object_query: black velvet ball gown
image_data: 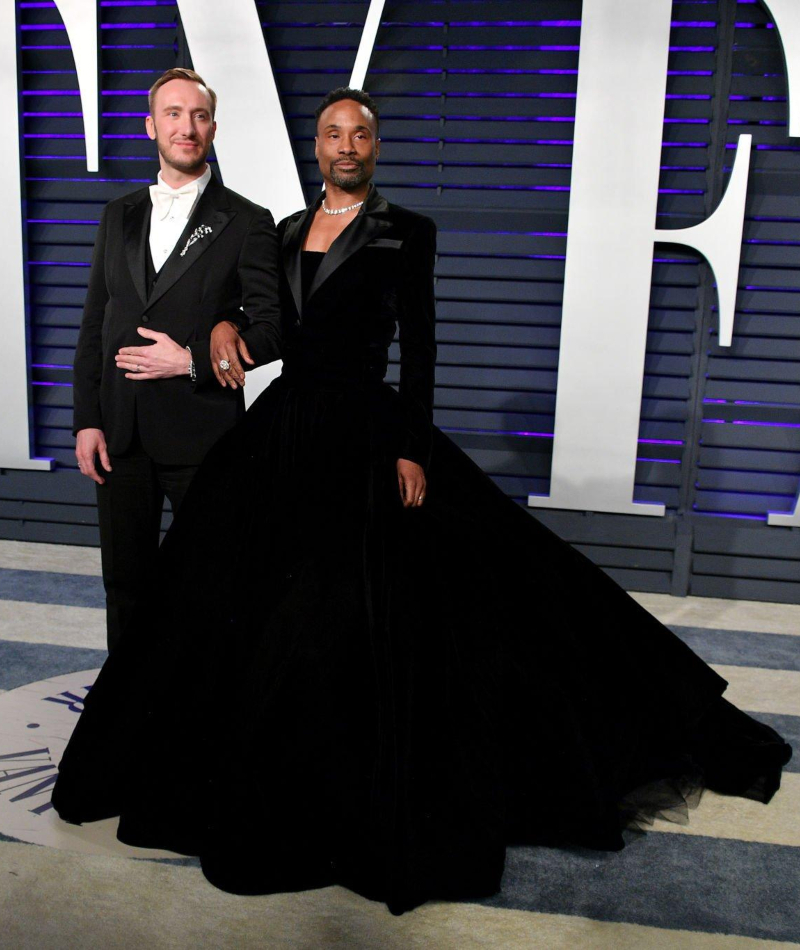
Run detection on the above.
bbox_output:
[52,189,792,916]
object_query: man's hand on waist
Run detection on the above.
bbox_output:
[116,327,192,380]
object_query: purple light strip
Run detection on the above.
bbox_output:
[728,119,786,127]
[29,261,89,267]
[733,420,800,429]
[445,428,684,448]
[23,90,148,96]
[458,230,567,237]
[735,399,800,408]
[437,116,576,123]
[28,219,99,225]
[20,1,177,6]
[746,239,800,246]
[448,20,583,27]
[447,68,579,76]
[20,22,169,30]
[447,45,581,52]
[693,511,767,521]
[31,363,71,370]
[744,284,800,292]
[32,381,71,388]
[27,176,151,183]
[448,92,578,99]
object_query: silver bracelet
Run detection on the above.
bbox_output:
[185,345,196,383]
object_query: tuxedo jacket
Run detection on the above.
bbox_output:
[277,186,437,468]
[73,174,281,465]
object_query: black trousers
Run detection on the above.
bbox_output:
[96,428,198,652]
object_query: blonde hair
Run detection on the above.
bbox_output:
[148,68,217,118]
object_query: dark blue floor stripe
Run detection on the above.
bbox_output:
[671,626,800,672]
[0,642,107,691]
[0,568,104,609]
[480,835,800,942]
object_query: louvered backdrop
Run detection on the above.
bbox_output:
[5,0,800,602]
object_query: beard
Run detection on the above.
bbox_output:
[156,136,209,174]
[329,160,369,190]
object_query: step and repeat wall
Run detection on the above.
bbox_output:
[4,0,800,602]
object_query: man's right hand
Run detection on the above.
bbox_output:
[76,428,111,485]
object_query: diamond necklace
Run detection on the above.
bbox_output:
[322,198,364,216]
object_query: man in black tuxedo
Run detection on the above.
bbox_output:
[73,67,281,651]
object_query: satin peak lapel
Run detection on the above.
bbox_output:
[145,203,236,312]
[307,211,392,302]
[123,195,150,306]
[282,204,316,320]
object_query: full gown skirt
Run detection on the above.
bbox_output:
[53,371,792,914]
[53,210,792,915]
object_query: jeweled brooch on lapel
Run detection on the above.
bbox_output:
[180,224,213,257]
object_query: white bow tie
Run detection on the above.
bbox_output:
[149,179,199,221]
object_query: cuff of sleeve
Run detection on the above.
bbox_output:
[72,413,103,437]
[190,339,214,389]
[398,440,431,471]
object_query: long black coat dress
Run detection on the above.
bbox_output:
[52,187,792,916]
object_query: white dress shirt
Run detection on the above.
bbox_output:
[148,164,212,273]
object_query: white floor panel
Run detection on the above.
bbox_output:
[0,600,106,650]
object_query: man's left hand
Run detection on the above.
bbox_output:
[116,327,191,380]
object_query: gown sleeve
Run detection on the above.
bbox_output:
[397,216,438,469]
[236,208,283,367]
[197,208,283,387]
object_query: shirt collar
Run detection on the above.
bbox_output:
[155,163,212,197]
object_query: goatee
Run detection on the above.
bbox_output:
[330,161,368,190]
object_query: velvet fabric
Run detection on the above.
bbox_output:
[53,189,792,916]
